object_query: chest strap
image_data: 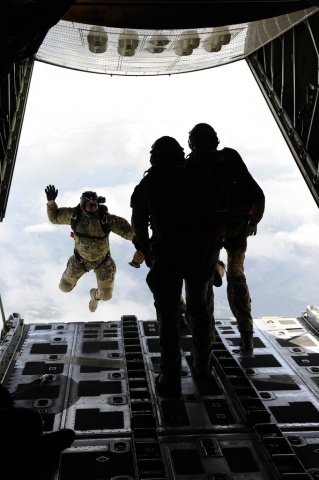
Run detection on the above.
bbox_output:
[74,231,107,240]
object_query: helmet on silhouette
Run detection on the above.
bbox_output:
[150,136,185,166]
[188,123,219,152]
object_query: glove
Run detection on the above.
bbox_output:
[45,185,58,201]
[129,250,145,268]
[129,260,141,268]
[247,222,257,236]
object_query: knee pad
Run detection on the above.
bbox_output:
[227,274,247,285]
[59,280,74,293]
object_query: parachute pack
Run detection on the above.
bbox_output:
[70,204,110,239]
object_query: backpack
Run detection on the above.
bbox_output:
[70,204,110,239]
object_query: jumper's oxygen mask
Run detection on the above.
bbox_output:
[80,192,106,218]
[85,199,99,217]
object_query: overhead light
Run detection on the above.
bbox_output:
[149,36,169,47]
[202,32,231,53]
[87,26,107,54]
[147,35,169,53]
[175,31,199,56]
[147,46,165,54]
[220,32,231,45]
[203,36,222,53]
[118,32,139,57]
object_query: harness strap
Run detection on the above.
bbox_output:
[74,249,88,271]
[74,231,107,240]
[74,250,110,271]
[97,252,111,268]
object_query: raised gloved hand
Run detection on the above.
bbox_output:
[246,222,257,236]
[45,185,58,201]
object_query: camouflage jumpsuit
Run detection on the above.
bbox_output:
[47,202,134,301]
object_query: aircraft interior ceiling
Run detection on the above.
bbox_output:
[0,1,319,221]
[34,8,316,76]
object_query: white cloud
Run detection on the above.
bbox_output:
[277,223,319,249]
[24,223,57,233]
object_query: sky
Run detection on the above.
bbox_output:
[1,58,319,325]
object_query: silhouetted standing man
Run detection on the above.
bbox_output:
[187,124,265,355]
[131,136,223,396]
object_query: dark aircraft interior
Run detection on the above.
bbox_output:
[1,2,319,479]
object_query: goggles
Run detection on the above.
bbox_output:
[86,201,98,208]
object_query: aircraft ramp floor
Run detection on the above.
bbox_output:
[1,309,319,479]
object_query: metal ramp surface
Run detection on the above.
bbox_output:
[1,309,319,479]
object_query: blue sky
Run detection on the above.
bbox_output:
[1,58,319,324]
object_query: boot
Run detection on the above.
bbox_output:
[39,428,75,451]
[239,331,253,356]
[155,369,181,397]
[192,352,214,379]
[192,362,213,379]
[89,288,99,312]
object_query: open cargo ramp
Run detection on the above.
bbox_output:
[1,308,319,479]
